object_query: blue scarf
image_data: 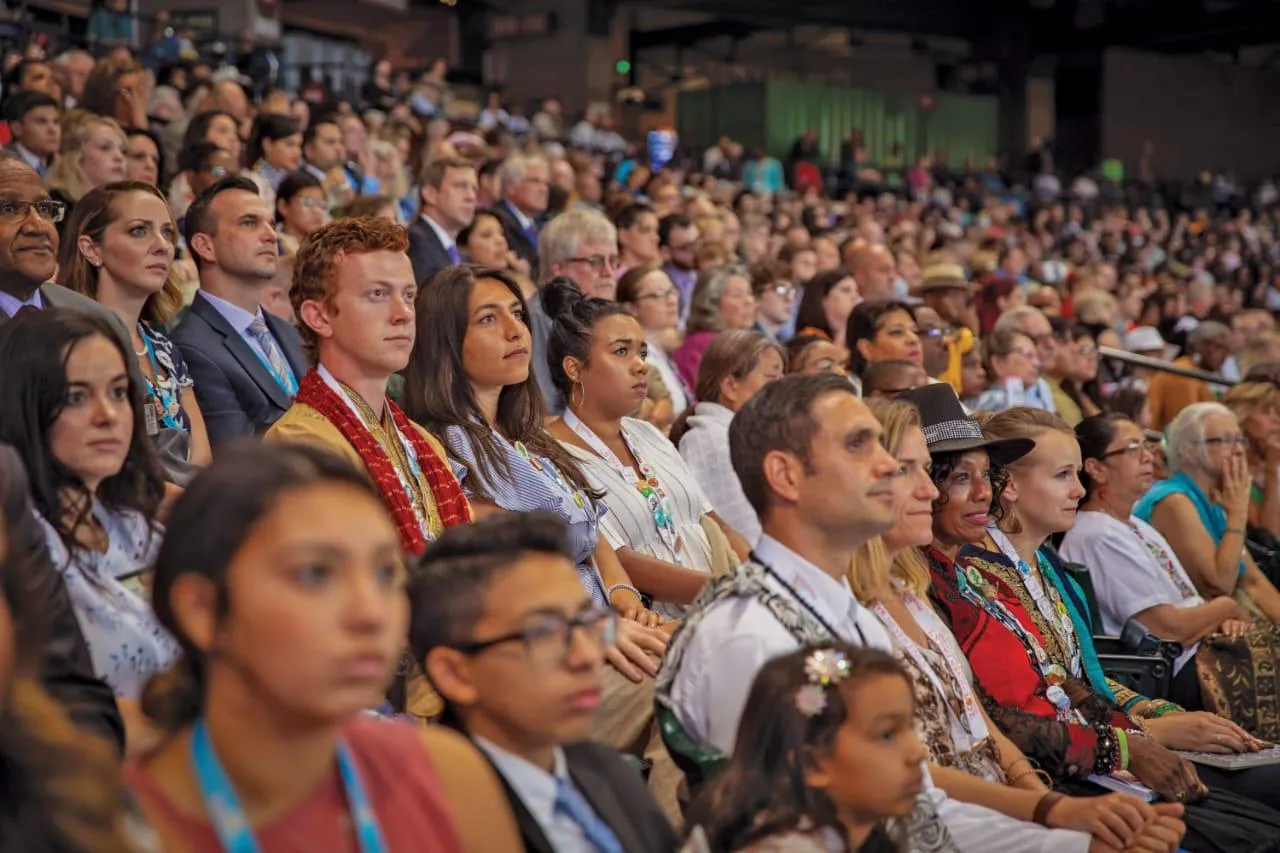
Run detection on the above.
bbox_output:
[1035,546,1119,705]
[1133,471,1245,577]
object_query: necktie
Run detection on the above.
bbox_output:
[447,242,461,265]
[16,304,39,314]
[524,223,539,248]
[553,776,622,853]
[246,315,298,396]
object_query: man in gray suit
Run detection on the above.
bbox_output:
[0,153,131,342]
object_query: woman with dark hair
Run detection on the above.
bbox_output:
[59,181,212,479]
[907,385,1280,849]
[1063,414,1280,744]
[246,113,302,204]
[785,332,851,377]
[794,269,860,347]
[274,169,329,255]
[123,128,162,187]
[0,310,172,757]
[180,110,242,168]
[456,210,534,298]
[846,299,924,377]
[124,442,520,851]
[543,278,750,616]
[0,449,141,853]
[169,140,237,227]
[616,261,688,423]
[687,643,934,852]
[1044,323,1102,427]
[674,330,785,544]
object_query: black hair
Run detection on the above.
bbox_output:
[142,442,381,729]
[613,202,654,232]
[861,359,923,397]
[3,90,58,124]
[181,110,236,151]
[176,139,225,175]
[542,276,633,402]
[1075,413,1132,501]
[687,642,910,852]
[302,113,340,147]
[658,212,693,246]
[0,310,164,556]
[792,270,857,344]
[184,174,262,266]
[928,448,1009,525]
[124,127,164,183]
[456,210,501,252]
[274,169,324,222]
[729,373,856,518]
[245,113,300,168]
[846,298,917,376]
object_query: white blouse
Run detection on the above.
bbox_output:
[647,343,689,418]
[678,402,761,546]
[562,417,714,619]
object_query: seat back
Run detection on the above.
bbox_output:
[1061,561,1104,634]
[655,703,727,793]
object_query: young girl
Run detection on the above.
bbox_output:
[124,442,519,851]
[688,643,927,852]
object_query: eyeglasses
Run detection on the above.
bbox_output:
[0,199,66,223]
[206,165,229,178]
[1199,434,1247,447]
[634,288,677,302]
[917,326,948,340]
[567,254,620,273]
[1012,348,1039,360]
[767,283,796,298]
[1102,440,1148,459]
[1076,345,1098,358]
[296,197,328,210]
[450,606,617,667]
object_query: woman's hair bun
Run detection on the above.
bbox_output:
[540,275,586,318]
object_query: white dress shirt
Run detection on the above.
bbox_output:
[668,534,1090,853]
[199,290,283,369]
[473,737,602,853]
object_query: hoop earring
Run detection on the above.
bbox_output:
[574,381,587,409]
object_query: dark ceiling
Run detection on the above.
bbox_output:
[623,0,1280,58]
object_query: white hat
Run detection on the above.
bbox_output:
[1125,326,1177,361]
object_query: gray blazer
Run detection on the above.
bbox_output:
[0,284,139,381]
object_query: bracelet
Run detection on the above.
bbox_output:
[1146,700,1183,718]
[1116,728,1130,772]
[1226,527,1246,535]
[1002,756,1032,774]
[1033,791,1066,827]
[1093,724,1121,775]
[1128,715,1150,736]
[605,583,643,605]
[1008,767,1039,785]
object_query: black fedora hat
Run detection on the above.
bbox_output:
[900,383,1034,466]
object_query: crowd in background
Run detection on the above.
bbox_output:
[6,15,1280,853]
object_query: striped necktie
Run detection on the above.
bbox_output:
[246,315,298,396]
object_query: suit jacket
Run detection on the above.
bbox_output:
[484,740,679,853]
[0,445,123,750]
[488,200,540,278]
[407,215,455,287]
[0,285,138,382]
[171,291,309,449]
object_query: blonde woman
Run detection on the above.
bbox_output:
[47,111,127,230]
[370,138,413,222]
[1222,381,1280,539]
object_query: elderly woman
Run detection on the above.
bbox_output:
[671,265,756,390]
[1222,382,1280,540]
[1136,402,1280,622]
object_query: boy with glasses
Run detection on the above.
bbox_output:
[409,512,678,853]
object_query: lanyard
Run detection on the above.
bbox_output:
[987,528,1081,678]
[563,410,683,562]
[138,324,184,431]
[750,551,868,646]
[870,595,990,753]
[190,719,389,853]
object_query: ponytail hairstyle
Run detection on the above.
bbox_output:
[1075,413,1133,502]
[978,406,1074,534]
[542,275,634,404]
[668,329,784,446]
[142,443,382,729]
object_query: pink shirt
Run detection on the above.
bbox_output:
[124,716,463,853]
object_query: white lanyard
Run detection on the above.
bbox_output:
[871,596,990,755]
[988,528,1080,677]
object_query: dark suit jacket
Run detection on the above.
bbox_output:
[484,740,679,853]
[407,215,455,287]
[171,291,309,449]
[0,445,123,750]
[488,199,540,278]
[0,285,141,387]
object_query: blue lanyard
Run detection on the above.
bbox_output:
[190,719,389,853]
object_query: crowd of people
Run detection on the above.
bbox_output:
[9,20,1280,853]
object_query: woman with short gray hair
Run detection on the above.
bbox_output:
[1136,402,1280,621]
[671,265,755,390]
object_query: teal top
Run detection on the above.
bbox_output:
[1133,472,1246,577]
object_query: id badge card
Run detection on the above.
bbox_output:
[142,393,160,436]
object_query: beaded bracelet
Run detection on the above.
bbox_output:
[1093,724,1121,775]
[606,583,643,605]
[1145,700,1183,718]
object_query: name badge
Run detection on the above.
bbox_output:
[142,393,160,436]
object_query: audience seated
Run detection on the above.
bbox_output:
[46,110,126,231]
[616,261,689,422]
[784,330,851,377]
[266,217,470,556]
[542,277,750,616]
[673,330,784,545]
[1220,381,1280,540]
[273,168,329,256]
[490,153,549,274]
[847,298,925,379]
[794,269,860,348]
[410,511,679,853]
[0,309,173,756]
[407,155,477,286]
[173,175,308,447]
[125,442,521,851]
[862,358,928,398]
[58,181,212,481]
[672,265,756,390]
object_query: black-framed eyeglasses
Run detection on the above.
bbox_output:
[1102,440,1148,459]
[0,199,65,223]
[450,606,618,666]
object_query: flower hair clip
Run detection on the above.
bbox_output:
[794,648,852,718]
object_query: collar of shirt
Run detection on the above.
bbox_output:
[421,213,456,252]
[504,199,534,231]
[200,289,265,338]
[473,736,569,828]
[303,161,327,181]
[693,400,733,424]
[13,143,44,170]
[754,533,867,639]
[0,286,44,316]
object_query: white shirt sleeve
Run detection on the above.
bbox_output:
[1060,516,1178,637]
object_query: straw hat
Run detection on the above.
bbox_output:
[916,262,979,294]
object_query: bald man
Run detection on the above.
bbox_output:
[848,243,897,301]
